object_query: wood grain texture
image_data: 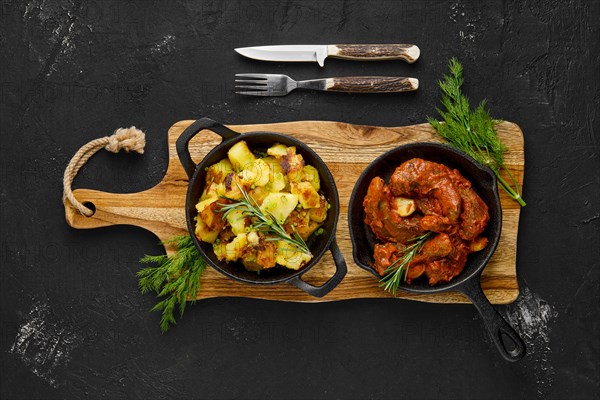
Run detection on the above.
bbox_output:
[64,120,524,304]
[329,44,420,63]
[327,77,418,93]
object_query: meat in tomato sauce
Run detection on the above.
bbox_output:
[363,158,490,285]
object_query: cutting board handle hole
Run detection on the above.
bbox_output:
[82,201,96,216]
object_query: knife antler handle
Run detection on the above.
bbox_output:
[328,44,420,63]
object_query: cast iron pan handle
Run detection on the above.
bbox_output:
[289,238,347,298]
[176,118,239,179]
[462,277,526,361]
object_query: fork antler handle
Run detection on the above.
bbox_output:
[328,44,420,63]
[323,77,419,93]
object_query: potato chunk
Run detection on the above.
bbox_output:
[226,209,249,235]
[260,193,298,224]
[267,143,288,157]
[219,173,244,200]
[200,201,225,231]
[281,147,305,182]
[256,241,277,269]
[291,181,320,209]
[248,185,269,205]
[263,156,284,173]
[284,210,320,240]
[225,233,248,261]
[262,156,287,192]
[308,195,328,223]
[195,218,219,243]
[200,182,220,201]
[391,196,417,217]
[469,236,489,252]
[302,165,320,191]
[206,159,233,184]
[268,171,287,192]
[213,241,227,260]
[239,159,271,187]
[276,241,312,270]
[228,140,256,171]
[196,197,217,213]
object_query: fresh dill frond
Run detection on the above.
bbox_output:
[428,58,526,206]
[138,235,206,333]
[379,232,433,296]
[218,184,312,256]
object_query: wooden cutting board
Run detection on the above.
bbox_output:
[64,120,524,304]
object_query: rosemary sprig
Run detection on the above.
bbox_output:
[380,232,433,296]
[218,184,311,256]
[137,235,207,333]
[428,58,526,206]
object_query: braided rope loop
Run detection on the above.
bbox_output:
[63,127,145,216]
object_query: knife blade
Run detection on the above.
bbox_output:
[234,44,420,67]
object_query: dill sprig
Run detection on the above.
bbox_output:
[379,232,433,296]
[218,184,312,256]
[428,58,526,207]
[137,235,207,333]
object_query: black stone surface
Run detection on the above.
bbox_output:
[1,1,598,399]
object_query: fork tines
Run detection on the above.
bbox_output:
[235,73,270,96]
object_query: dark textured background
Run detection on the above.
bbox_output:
[1,0,599,399]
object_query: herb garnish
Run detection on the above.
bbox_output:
[380,232,433,296]
[428,58,526,206]
[137,235,207,332]
[218,184,311,256]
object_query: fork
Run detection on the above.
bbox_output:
[235,74,418,96]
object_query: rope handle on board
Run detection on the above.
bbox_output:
[63,127,146,217]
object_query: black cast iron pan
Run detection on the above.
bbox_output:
[348,142,526,361]
[176,118,347,298]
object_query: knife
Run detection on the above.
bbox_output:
[235,44,420,67]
